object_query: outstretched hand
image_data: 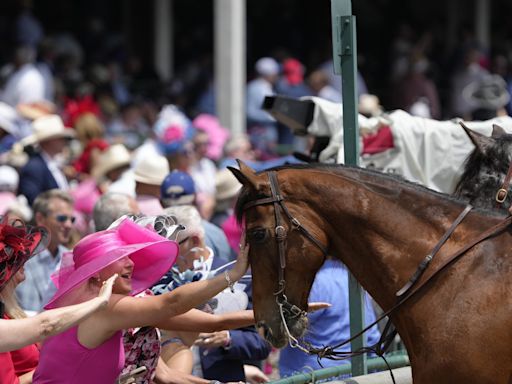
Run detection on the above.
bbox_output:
[232,231,250,280]
[307,302,331,312]
[98,274,118,306]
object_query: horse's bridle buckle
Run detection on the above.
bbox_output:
[496,188,508,203]
[275,225,287,240]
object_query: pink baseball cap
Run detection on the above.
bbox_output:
[45,218,178,309]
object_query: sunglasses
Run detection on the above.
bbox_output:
[55,214,76,224]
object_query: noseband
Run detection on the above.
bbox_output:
[243,171,328,349]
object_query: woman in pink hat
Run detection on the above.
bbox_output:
[0,218,117,383]
[32,217,251,384]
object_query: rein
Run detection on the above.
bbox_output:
[243,170,512,364]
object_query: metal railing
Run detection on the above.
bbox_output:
[269,351,410,384]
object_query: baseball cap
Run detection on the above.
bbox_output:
[160,171,196,207]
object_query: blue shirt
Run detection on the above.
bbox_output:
[16,245,68,312]
[203,219,236,262]
[278,259,381,377]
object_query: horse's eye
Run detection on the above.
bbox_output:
[248,228,267,243]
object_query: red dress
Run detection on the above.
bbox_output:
[73,139,110,174]
[0,352,19,384]
[1,315,40,380]
[10,343,39,375]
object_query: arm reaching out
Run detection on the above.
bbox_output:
[0,274,118,352]
[103,239,250,332]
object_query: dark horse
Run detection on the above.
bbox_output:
[455,123,512,212]
[230,161,512,384]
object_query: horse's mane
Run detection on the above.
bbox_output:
[235,163,504,223]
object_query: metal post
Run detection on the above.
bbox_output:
[475,0,490,50]
[330,0,367,376]
[214,0,246,137]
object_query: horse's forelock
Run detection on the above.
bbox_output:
[234,185,269,224]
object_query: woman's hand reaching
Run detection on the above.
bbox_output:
[230,231,250,281]
[98,274,118,307]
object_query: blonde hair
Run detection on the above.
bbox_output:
[74,113,104,143]
[0,279,27,319]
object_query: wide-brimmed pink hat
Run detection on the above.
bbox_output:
[45,218,178,309]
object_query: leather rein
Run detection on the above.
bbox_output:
[243,170,512,360]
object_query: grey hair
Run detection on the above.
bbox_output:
[93,193,138,231]
[32,189,74,216]
[224,134,250,156]
[163,205,204,241]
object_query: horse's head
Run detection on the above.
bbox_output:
[454,123,512,210]
[229,161,328,347]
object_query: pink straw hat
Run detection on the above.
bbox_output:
[45,218,178,309]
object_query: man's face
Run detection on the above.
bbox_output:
[41,137,67,156]
[36,198,74,247]
[175,236,205,272]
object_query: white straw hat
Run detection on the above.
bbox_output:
[91,144,131,179]
[215,169,242,201]
[133,154,170,186]
[21,114,75,146]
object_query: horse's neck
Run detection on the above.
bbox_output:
[301,169,467,310]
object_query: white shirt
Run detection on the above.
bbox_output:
[1,63,46,107]
[189,157,217,196]
[41,151,69,190]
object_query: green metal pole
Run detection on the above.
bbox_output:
[269,354,410,384]
[330,0,366,377]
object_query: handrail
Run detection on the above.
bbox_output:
[269,352,410,384]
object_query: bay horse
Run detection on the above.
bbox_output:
[454,123,512,212]
[229,161,512,384]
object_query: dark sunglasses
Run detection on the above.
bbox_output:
[55,214,76,224]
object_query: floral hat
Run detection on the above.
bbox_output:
[0,217,49,291]
[153,105,195,155]
[45,218,179,309]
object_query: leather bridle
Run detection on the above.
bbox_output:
[495,160,512,205]
[243,171,329,349]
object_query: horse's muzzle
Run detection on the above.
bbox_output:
[257,314,309,348]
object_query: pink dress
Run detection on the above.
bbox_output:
[33,326,124,384]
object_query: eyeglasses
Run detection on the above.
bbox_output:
[178,236,189,245]
[55,214,76,224]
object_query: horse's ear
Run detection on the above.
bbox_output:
[460,122,494,154]
[491,124,506,137]
[228,160,259,190]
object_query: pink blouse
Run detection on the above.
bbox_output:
[33,326,124,384]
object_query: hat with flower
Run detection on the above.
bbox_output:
[0,217,49,291]
[153,105,195,155]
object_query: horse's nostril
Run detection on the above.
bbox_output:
[256,321,272,340]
